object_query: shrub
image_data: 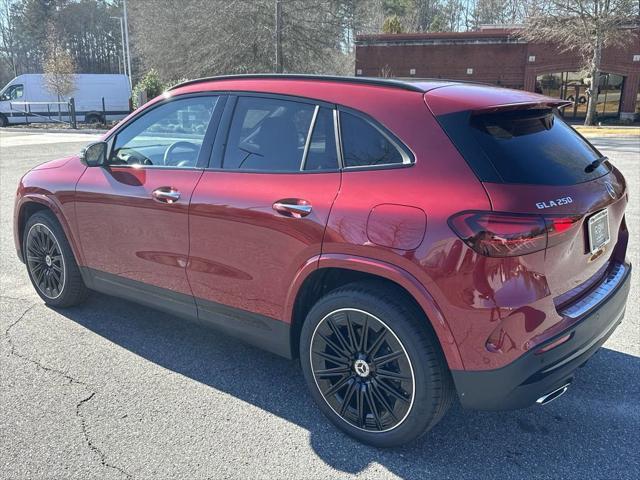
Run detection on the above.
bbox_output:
[132,69,166,109]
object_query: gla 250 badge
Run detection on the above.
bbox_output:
[536,196,573,210]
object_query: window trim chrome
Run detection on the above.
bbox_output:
[300,105,319,171]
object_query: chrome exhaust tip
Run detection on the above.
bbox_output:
[536,383,571,406]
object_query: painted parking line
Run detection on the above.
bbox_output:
[0,131,100,148]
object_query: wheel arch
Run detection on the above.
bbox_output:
[286,254,463,370]
[15,196,83,266]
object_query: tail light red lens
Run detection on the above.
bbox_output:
[545,215,583,248]
[448,211,582,257]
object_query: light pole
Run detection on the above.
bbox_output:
[275,0,283,73]
[110,16,127,78]
[123,0,132,90]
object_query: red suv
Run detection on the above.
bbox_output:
[14,75,631,447]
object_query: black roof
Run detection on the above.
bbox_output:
[167,74,456,93]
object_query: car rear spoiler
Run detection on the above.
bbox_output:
[470,100,573,116]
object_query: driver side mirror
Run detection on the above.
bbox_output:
[80,141,108,167]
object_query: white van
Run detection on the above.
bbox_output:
[0,73,131,127]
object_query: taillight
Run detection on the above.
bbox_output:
[448,211,582,257]
[545,215,582,248]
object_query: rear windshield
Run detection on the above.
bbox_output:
[437,109,609,185]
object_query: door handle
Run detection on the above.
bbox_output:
[273,199,312,218]
[152,187,181,204]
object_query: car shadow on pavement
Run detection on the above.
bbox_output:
[58,293,640,479]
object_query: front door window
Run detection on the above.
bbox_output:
[111,96,218,168]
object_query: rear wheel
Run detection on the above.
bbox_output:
[23,211,89,307]
[299,282,453,447]
[0,114,8,127]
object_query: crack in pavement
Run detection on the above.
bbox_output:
[0,294,34,302]
[2,302,132,479]
[77,392,131,479]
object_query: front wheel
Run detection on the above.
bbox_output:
[299,282,453,447]
[23,211,89,307]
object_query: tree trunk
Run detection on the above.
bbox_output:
[584,31,603,126]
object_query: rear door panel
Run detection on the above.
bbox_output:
[188,172,340,321]
[187,94,341,324]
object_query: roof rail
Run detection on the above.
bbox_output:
[167,74,427,92]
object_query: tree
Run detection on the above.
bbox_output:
[0,0,18,80]
[382,14,404,33]
[43,22,76,118]
[129,0,353,81]
[521,0,639,125]
[0,0,122,79]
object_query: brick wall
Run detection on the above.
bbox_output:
[356,29,640,117]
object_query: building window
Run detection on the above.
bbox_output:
[528,55,536,63]
[356,68,363,75]
[536,71,624,120]
[466,68,473,75]
[633,55,640,62]
[409,68,416,76]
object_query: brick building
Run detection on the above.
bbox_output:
[355,28,640,121]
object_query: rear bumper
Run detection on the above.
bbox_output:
[451,262,631,410]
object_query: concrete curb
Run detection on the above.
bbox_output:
[0,126,107,135]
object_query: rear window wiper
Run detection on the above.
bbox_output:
[585,155,608,173]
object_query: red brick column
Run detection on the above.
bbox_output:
[523,67,537,92]
[620,71,639,121]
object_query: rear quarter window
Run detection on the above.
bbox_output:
[340,111,407,168]
[437,109,609,185]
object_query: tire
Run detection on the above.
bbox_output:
[299,282,454,447]
[85,113,101,124]
[0,114,7,127]
[23,210,89,307]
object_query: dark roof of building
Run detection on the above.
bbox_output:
[356,28,519,43]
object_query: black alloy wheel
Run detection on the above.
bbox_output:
[25,223,66,299]
[309,308,415,432]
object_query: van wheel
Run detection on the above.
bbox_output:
[85,113,101,124]
[23,211,89,307]
[299,282,453,447]
[0,114,7,127]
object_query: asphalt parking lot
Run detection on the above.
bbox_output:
[1,130,638,480]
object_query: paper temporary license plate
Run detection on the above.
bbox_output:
[587,209,610,254]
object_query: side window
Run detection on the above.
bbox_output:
[303,107,338,171]
[340,111,405,167]
[111,96,218,168]
[223,96,315,171]
[11,84,23,100]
